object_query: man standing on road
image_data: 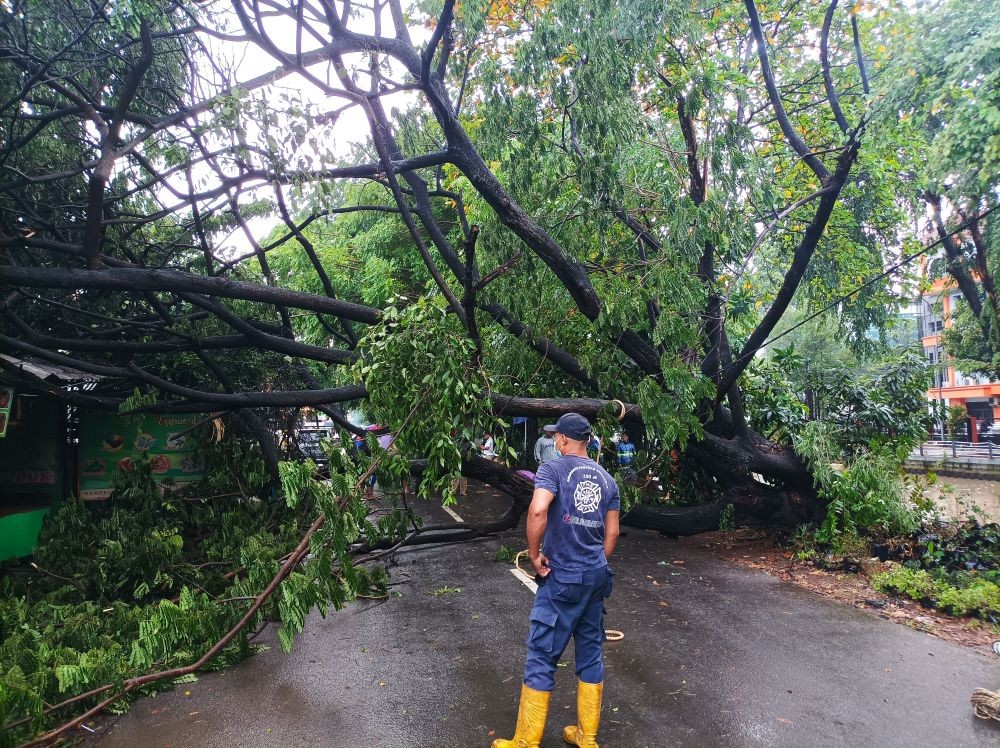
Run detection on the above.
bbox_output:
[493,413,620,748]
[533,423,560,467]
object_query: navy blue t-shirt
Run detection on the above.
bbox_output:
[534,455,621,572]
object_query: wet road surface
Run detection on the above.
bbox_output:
[95,487,1000,747]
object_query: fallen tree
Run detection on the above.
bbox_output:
[0,1,971,540]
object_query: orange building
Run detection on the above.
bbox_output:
[919,277,1000,437]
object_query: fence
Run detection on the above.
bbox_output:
[914,439,1000,462]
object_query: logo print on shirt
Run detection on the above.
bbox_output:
[573,480,602,513]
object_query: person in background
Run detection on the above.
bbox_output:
[587,433,602,464]
[492,413,620,748]
[616,432,637,480]
[533,424,560,467]
[354,428,377,498]
[480,431,498,461]
[377,430,395,452]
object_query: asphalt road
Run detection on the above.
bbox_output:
[94,487,1000,747]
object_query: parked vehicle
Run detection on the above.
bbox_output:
[982,422,1000,445]
[296,428,335,466]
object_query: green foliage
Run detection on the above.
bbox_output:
[795,422,920,547]
[878,0,1000,197]
[873,566,1000,620]
[493,544,517,563]
[873,566,936,600]
[354,296,506,503]
[742,347,810,444]
[945,404,968,436]
[1,441,399,744]
[635,371,715,454]
[805,354,934,457]
[658,451,720,507]
[196,437,271,498]
[915,522,1000,573]
[430,586,462,596]
[118,388,158,415]
[790,524,819,562]
[718,503,735,531]
[944,302,1000,378]
[615,482,644,515]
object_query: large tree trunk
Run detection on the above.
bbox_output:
[491,395,823,526]
[449,458,815,537]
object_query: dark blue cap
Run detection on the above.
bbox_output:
[555,412,591,441]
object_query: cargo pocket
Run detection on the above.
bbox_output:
[551,570,584,603]
[527,607,559,652]
[603,567,615,599]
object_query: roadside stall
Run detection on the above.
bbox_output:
[0,357,86,560]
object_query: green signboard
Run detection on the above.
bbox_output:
[0,393,65,560]
[0,508,49,561]
[79,411,205,499]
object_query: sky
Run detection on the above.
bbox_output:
[187,1,431,259]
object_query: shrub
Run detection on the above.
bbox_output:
[1,452,395,744]
[933,578,1000,618]
[872,566,936,600]
[872,565,1000,619]
[795,423,920,546]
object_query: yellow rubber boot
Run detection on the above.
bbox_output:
[562,680,603,747]
[492,683,551,748]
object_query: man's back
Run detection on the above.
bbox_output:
[533,455,620,572]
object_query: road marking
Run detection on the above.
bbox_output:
[510,567,538,594]
[442,504,465,523]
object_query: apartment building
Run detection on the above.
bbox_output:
[919,277,1000,436]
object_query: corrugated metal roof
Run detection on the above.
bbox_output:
[0,354,104,382]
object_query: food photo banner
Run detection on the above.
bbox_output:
[79,411,205,499]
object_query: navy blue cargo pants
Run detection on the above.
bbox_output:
[523,565,613,691]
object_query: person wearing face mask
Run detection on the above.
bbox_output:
[533,423,560,467]
[492,412,620,748]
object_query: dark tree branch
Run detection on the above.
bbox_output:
[357,91,467,323]
[614,329,662,379]
[820,0,850,134]
[178,294,356,365]
[421,0,456,84]
[462,225,483,367]
[422,86,601,319]
[0,267,381,323]
[84,21,155,268]
[480,303,601,392]
[926,193,983,318]
[3,316,255,355]
[490,394,641,423]
[716,136,861,396]
[473,251,521,291]
[745,0,832,182]
[969,212,998,316]
[851,14,870,95]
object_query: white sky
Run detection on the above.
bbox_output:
[187,3,431,259]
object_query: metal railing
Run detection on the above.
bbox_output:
[914,439,1000,462]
